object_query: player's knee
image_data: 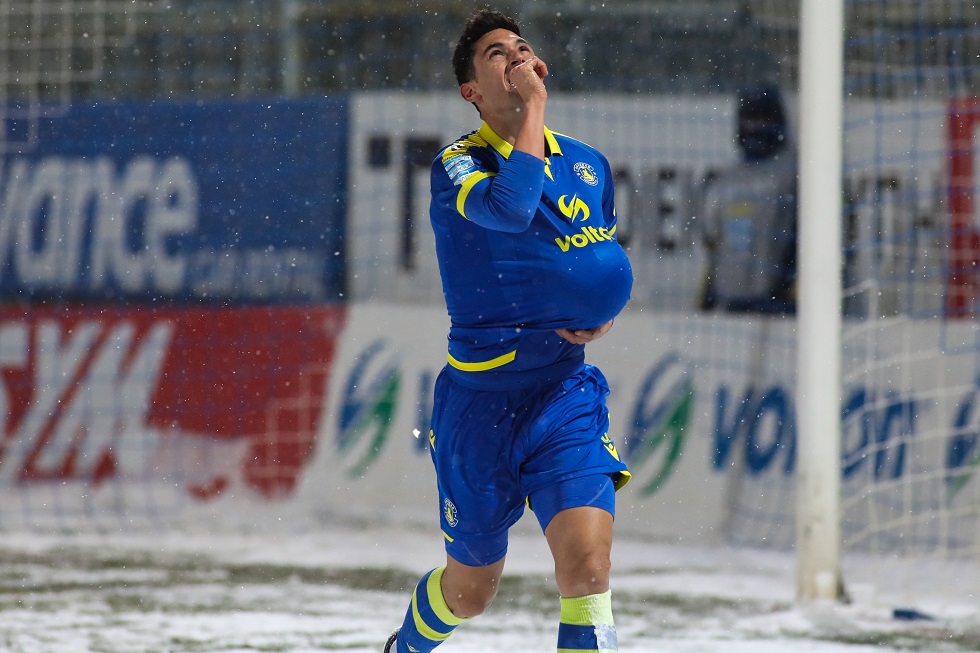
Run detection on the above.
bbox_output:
[442,557,505,618]
[556,549,611,596]
[577,549,612,582]
[445,584,498,618]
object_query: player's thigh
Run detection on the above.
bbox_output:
[544,505,614,597]
[544,505,614,561]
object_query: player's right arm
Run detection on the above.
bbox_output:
[434,139,545,233]
[510,57,548,162]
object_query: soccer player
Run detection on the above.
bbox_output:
[385,9,633,653]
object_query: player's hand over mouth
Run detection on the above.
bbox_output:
[508,57,548,104]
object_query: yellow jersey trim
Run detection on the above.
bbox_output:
[453,123,560,217]
[441,133,486,166]
[447,350,517,372]
[477,122,563,159]
[544,128,562,156]
[527,471,631,513]
[456,170,490,218]
[547,129,589,153]
[613,470,631,490]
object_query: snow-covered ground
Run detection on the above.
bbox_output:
[1,520,978,653]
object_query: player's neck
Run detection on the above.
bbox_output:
[481,111,522,145]
[483,106,546,158]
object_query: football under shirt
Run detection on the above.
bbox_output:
[430,122,633,390]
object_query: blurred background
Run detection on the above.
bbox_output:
[6,0,978,311]
[5,1,977,99]
[1,0,979,609]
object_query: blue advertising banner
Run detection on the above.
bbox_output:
[0,98,348,303]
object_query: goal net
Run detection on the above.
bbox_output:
[837,1,980,559]
[0,0,141,155]
[0,0,978,608]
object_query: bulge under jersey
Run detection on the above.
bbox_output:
[430,122,633,391]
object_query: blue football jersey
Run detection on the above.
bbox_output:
[430,122,633,390]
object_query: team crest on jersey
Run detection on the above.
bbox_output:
[444,498,459,527]
[574,162,598,186]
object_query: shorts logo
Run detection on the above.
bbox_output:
[443,498,459,527]
[601,433,621,461]
[574,162,598,186]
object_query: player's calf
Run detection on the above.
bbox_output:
[390,567,467,653]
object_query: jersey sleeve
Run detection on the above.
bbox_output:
[433,147,546,233]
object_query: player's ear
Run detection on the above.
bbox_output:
[460,82,479,104]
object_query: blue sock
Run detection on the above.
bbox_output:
[396,567,465,653]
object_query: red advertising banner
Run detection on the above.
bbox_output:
[0,304,346,500]
[947,97,980,317]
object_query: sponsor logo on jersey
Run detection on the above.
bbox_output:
[574,161,599,186]
[558,193,591,222]
[554,225,617,252]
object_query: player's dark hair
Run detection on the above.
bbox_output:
[452,8,521,85]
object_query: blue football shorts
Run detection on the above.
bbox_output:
[428,362,631,567]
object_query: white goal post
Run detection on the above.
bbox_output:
[796,0,845,601]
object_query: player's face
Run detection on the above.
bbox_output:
[463,29,536,109]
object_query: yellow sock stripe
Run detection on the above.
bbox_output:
[557,649,598,653]
[426,566,466,627]
[409,567,466,642]
[559,590,615,627]
[411,590,452,643]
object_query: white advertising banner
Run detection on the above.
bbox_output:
[347,92,949,314]
[310,303,980,550]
